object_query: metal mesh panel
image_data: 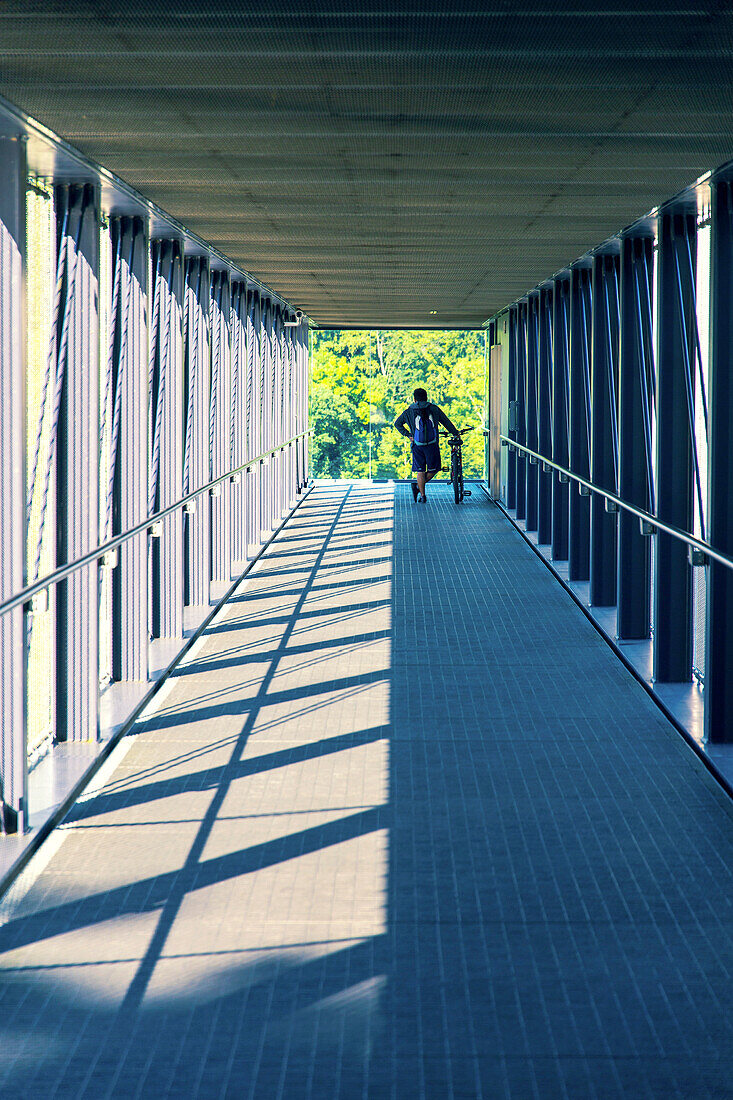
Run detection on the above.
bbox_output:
[25,177,56,763]
[692,564,706,683]
[98,217,113,686]
[2,4,733,327]
[692,219,711,683]
[650,531,656,638]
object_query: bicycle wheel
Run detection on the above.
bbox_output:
[452,451,461,504]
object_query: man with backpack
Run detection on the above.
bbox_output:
[394,388,460,503]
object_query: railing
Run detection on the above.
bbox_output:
[499,436,733,574]
[484,187,733,743]
[0,113,314,836]
[0,430,312,620]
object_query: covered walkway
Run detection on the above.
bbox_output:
[1,483,731,1098]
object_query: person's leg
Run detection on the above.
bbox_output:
[421,441,442,499]
[420,469,438,499]
[420,444,442,499]
[412,444,427,502]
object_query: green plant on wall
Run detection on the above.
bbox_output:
[310,329,485,480]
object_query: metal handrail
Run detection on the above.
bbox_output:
[499,434,733,573]
[0,429,312,619]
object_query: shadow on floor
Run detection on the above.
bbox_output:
[1,483,732,1099]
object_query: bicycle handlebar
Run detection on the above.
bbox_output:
[438,427,473,441]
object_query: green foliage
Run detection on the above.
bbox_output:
[309,329,486,480]
[309,385,363,478]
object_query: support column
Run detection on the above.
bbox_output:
[183,257,211,607]
[210,270,232,590]
[297,320,309,491]
[274,305,285,519]
[246,288,260,554]
[654,210,695,682]
[302,321,310,485]
[56,184,100,739]
[590,252,619,607]
[706,177,733,741]
[292,313,301,494]
[110,217,148,681]
[618,235,653,639]
[551,276,570,561]
[525,295,539,531]
[282,321,291,507]
[261,297,274,537]
[285,323,296,507]
[506,307,517,509]
[484,320,496,491]
[230,281,248,567]
[537,287,553,544]
[0,137,27,831]
[150,239,184,640]
[258,294,268,541]
[258,293,267,541]
[292,326,299,499]
[286,325,294,499]
[568,266,591,581]
[281,318,291,512]
[277,307,286,516]
[515,302,527,520]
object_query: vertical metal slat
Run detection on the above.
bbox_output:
[0,137,27,832]
[56,183,100,739]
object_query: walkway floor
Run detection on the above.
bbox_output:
[1,482,732,1099]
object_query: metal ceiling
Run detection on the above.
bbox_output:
[1,3,732,328]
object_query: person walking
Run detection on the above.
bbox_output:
[394,388,460,502]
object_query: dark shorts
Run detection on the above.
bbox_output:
[411,441,441,473]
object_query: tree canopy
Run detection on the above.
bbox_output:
[310,329,486,480]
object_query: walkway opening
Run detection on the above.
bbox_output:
[310,329,486,481]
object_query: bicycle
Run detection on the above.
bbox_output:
[440,428,473,504]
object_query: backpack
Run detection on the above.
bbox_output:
[413,407,437,446]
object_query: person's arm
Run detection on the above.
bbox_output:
[394,409,412,438]
[435,405,460,437]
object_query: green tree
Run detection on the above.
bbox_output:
[310,329,486,480]
[309,385,364,477]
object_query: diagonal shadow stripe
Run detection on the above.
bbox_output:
[210,574,390,606]
[0,807,383,956]
[117,485,357,1015]
[182,631,390,675]
[65,728,388,824]
[141,666,390,735]
[203,597,390,633]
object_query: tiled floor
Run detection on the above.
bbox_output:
[0,482,731,1098]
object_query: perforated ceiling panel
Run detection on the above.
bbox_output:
[1,3,732,327]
